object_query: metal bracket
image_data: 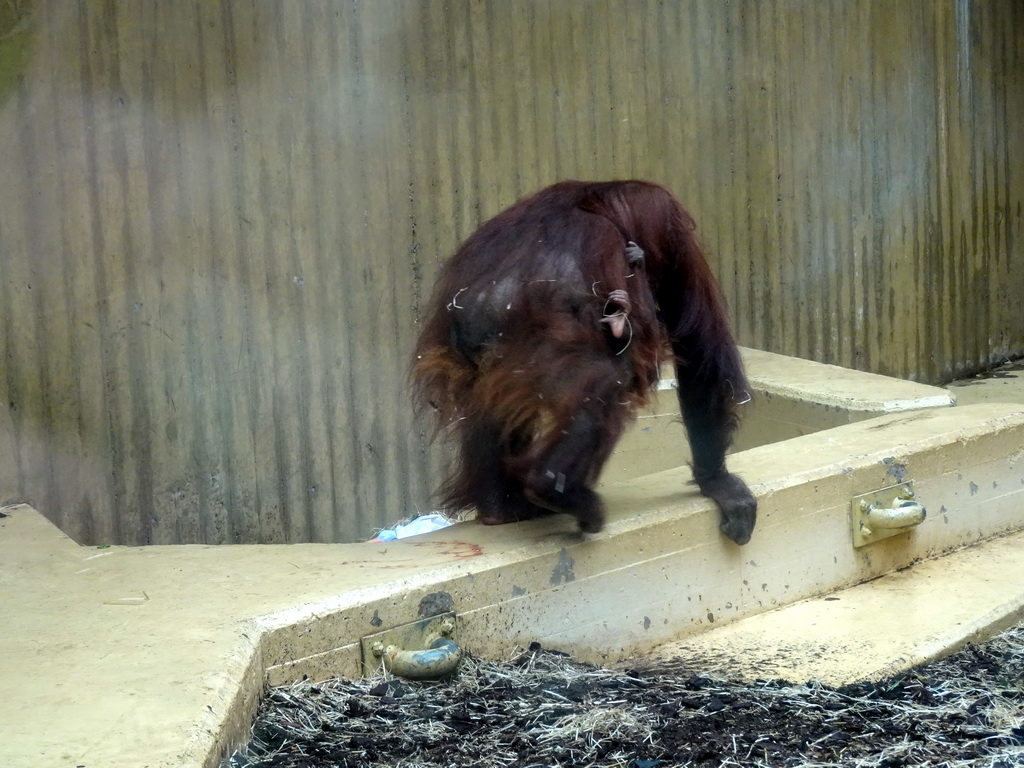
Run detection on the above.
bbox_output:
[851,481,926,548]
[360,612,461,679]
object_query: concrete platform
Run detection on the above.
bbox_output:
[1,355,1021,768]
[946,356,1024,407]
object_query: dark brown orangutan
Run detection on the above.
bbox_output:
[412,180,756,544]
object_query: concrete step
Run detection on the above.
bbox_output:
[635,529,1024,686]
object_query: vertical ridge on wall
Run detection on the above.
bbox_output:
[0,0,1021,545]
[402,1,443,515]
[220,2,264,545]
[301,3,337,541]
[321,4,362,542]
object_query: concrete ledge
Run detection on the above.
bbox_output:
[604,347,955,483]
[2,403,1023,768]
[741,347,956,415]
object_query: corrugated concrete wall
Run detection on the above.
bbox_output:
[0,1,1021,545]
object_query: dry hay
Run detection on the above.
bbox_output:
[224,623,1024,768]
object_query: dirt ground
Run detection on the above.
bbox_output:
[224,623,1024,768]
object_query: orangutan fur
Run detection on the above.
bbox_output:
[412,180,756,543]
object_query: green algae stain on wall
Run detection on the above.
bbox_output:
[0,0,34,104]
